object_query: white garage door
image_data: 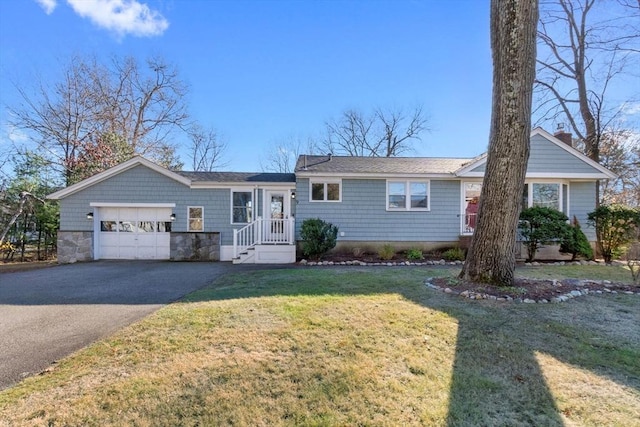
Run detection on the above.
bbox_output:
[98,207,172,260]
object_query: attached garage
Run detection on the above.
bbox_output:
[92,204,175,260]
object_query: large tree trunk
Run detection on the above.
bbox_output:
[460,0,538,286]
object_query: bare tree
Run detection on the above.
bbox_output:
[8,58,97,184]
[261,136,318,173]
[594,129,640,206]
[323,109,375,156]
[322,106,428,157]
[460,0,539,286]
[7,55,190,184]
[95,56,189,160]
[535,0,640,201]
[188,125,228,172]
[375,106,429,157]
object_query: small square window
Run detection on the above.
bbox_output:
[188,206,203,232]
[310,180,341,202]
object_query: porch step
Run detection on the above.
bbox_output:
[233,247,255,264]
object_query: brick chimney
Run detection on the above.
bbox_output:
[553,124,573,147]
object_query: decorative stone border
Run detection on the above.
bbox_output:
[424,277,639,304]
[299,259,464,266]
[298,259,626,267]
[298,258,638,303]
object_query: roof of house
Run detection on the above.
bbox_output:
[294,155,473,175]
[48,128,616,200]
[293,128,616,180]
[177,171,296,183]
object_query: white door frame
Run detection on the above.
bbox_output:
[264,189,292,242]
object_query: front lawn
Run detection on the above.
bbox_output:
[1,266,638,426]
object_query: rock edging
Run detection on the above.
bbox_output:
[299,259,463,266]
[423,277,639,304]
[298,259,626,267]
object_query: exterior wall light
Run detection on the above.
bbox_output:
[170,213,176,221]
[86,212,94,220]
[291,191,296,199]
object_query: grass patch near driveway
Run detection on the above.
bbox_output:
[1,266,639,426]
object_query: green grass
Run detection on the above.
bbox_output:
[1,266,639,426]
[517,264,634,282]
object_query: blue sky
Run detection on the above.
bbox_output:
[0,0,495,172]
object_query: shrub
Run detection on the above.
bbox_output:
[626,243,640,285]
[442,247,465,261]
[560,216,593,261]
[587,204,640,264]
[352,247,364,257]
[378,244,395,260]
[406,248,424,260]
[518,207,570,262]
[300,218,339,260]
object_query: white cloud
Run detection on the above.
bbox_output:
[66,0,169,37]
[35,0,58,15]
[5,124,30,144]
[622,102,640,117]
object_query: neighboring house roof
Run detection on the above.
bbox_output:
[295,155,473,177]
[177,171,295,183]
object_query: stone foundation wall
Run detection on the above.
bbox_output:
[57,231,93,264]
[171,232,220,261]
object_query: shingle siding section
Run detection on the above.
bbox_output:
[471,163,486,173]
[569,182,597,240]
[528,134,600,174]
[60,165,256,246]
[295,178,461,242]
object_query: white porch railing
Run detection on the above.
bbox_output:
[233,217,295,259]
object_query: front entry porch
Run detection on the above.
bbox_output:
[232,217,296,264]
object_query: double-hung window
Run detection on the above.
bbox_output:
[232,191,253,223]
[523,183,563,212]
[188,206,204,232]
[387,180,429,211]
[310,180,341,202]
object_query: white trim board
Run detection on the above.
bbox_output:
[90,202,176,208]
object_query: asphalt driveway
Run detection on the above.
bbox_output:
[0,260,241,390]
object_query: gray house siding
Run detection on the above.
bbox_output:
[60,164,261,246]
[569,181,597,240]
[528,134,599,174]
[470,163,486,173]
[295,178,461,243]
[60,165,190,231]
[468,135,601,175]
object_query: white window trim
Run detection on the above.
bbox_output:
[230,189,254,224]
[309,179,342,202]
[187,206,204,232]
[386,180,430,211]
[524,181,565,212]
